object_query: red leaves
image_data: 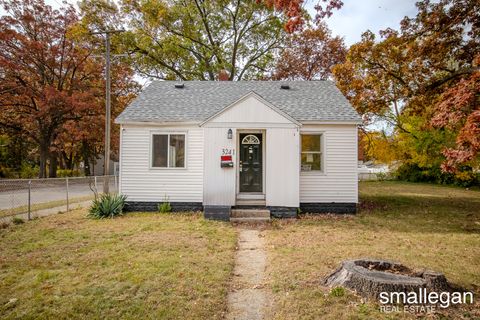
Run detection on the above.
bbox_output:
[0,0,104,176]
[313,0,343,20]
[441,149,476,172]
[259,0,343,32]
[260,0,305,32]
[432,72,480,128]
[272,23,346,80]
[432,66,480,172]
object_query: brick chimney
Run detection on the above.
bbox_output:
[218,69,230,81]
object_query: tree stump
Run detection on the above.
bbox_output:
[324,259,451,299]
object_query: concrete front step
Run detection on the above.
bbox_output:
[230,217,271,223]
[235,199,266,206]
[231,209,270,219]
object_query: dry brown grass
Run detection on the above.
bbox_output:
[264,181,480,319]
[1,181,479,319]
[0,210,237,319]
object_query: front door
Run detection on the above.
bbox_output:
[239,133,263,193]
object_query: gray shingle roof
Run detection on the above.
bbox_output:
[115,81,361,123]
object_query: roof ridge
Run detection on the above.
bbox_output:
[115,80,362,124]
[149,79,334,83]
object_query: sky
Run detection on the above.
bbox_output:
[317,0,419,45]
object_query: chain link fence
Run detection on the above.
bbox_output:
[0,175,118,221]
[358,172,394,181]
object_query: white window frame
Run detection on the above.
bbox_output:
[241,134,261,145]
[300,133,325,173]
[150,131,187,169]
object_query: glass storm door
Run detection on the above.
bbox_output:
[239,133,262,193]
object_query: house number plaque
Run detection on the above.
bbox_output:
[221,148,234,168]
[222,148,234,155]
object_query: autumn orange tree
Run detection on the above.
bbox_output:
[0,0,138,177]
[271,22,346,80]
[333,0,479,184]
[56,62,138,176]
[0,0,101,177]
[431,56,480,174]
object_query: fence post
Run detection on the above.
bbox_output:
[66,177,69,212]
[114,175,117,193]
[28,180,31,220]
[94,176,97,191]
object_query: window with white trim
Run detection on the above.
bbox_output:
[152,133,186,168]
[301,134,323,172]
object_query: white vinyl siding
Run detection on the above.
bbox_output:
[119,121,357,205]
[265,128,300,207]
[202,127,300,207]
[203,127,237,206]
[202,94,299,207]
[120,125,203,202]
[300,124,358,203]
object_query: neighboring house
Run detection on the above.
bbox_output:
[90,154,117,176]
[115,81,362,220]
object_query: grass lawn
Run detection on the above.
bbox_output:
[1,181,479,319]
[0,210,237,319]
[264,181,480,319]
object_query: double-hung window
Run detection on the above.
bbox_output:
[151,133,186,168]
[301,134,323,172]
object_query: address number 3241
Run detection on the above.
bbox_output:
[222,148,234,155]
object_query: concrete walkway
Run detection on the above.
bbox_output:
[226,229,270,320]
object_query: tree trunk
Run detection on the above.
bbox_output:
[58,157,65,170]
[11,135,25,171]
[48,152,58,178]
[324,259,451,300]
[39,144,48,178]
[81,140,92,176]
[62,151,74,170]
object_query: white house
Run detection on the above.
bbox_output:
[115,81,362,220]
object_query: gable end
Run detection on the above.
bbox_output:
[199,91,301,127]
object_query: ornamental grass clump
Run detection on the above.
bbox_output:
[158,195,172,213]
[88,193,127,219]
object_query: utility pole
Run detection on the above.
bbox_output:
[104,31,111,194]
[91,29,124,193]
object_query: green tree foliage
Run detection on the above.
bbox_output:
[0,134,34,178]
[79,0,287,80]
[361,131,398,165]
